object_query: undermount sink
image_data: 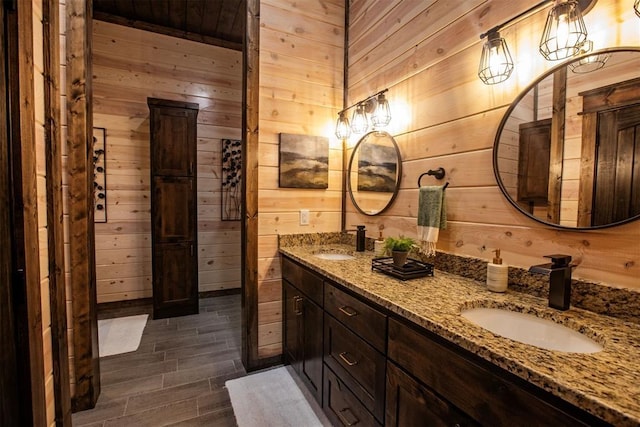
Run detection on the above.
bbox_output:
[313,253,355,261]
[461,308,603,353]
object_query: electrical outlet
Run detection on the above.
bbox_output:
[300,209,310,226]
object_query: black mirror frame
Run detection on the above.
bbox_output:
[347,130,403,216]
[492,46,640,230]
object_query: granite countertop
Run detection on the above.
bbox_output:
[279,244,640,427]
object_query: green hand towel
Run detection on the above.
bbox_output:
[417,185,447,256]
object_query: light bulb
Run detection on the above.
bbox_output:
[351,104,368,134]
[539,0,587,61]
[335,112,351,139]
[371,93,391,127]
[478,30,514,85]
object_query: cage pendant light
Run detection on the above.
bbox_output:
[371,93,391,127]
[635,0,640,17]
[539,0,587,61]
[568,40,610,74]
[351,104,369,134]
[335,111,351,139]
[478,30,514,85]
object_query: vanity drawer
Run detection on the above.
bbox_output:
[324,365,382,427]
[324,282,387,353]
[388,318,593,427]
[281,256,323,305]
[324,315,386,421]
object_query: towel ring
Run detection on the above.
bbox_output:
[418,167,446,186]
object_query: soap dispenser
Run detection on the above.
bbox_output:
[374,230,385,257]
[487,249,508,292]
[356,225,366,252]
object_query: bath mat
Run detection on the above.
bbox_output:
[98,314,148,357]
[226,366,331,427]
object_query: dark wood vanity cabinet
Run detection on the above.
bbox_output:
[388,318,605,427]
[280,255,608,427]
[386,360,478,427]
[282,257,324,405]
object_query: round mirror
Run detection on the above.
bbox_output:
[348,131,402,215]
[494,47,640,230]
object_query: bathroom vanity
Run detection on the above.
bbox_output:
[280,243,640,427]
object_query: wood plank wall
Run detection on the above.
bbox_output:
[59,0,76,401]
[345,0,640,289]
[32,0,56,424]
[91,21,243,303]
[256,0,345,357]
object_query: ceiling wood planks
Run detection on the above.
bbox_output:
[93,0,245,51]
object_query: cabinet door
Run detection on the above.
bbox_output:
[148,98,199,319]
[150,106,197,177]
[283,280,301,371]
[152,242,197,319]
[386,361,477,427]
[153,177,195,242]
[301,297,323,405]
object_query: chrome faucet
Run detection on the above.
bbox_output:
[529,254,574,311]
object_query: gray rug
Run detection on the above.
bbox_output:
[226,366,331,427]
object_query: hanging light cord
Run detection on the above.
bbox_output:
[479,0,553,40]
[337,88,389,116]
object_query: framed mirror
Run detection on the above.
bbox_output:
[348,130,402,215]
[494,47,640,230]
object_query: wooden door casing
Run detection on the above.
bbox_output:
[578,78,640,227]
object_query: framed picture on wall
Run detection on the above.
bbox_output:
[93,127,107,223]
[222,138,242,221]
[357,142,397,192]
[278,133,329,189]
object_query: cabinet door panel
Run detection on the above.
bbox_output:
[152,242,197,318]
[153,177,194,242]
[151,108,196,177]
[386,361,478,427]
[283,280,301,370]
[301,297,323,405]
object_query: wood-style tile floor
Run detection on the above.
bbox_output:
[72,294,245,427]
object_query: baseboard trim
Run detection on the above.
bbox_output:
[245,355,283,373]
[199,288,241,298]
[97,297,152,312]
[97,289,242,312]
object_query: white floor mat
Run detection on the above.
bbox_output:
[98,314,148,357]
[226,366,331,427]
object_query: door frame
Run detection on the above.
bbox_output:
[1,0,47,424]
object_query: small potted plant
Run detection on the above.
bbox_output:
[383,236,417,267]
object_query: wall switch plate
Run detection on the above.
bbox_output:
[300,209,310,226]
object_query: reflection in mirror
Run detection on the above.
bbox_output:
[348,131,402,215]
[494,48,640,229]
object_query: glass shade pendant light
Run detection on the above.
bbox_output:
[371,93,391,127]
[539,0,587,61]
[568,40,610,74]
[478,29,514,85]
[335,111,351,139]
[351,103,368,134]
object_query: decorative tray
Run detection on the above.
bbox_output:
[371,257,434,281]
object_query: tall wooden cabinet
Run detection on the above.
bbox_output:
[148,98,199,319]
